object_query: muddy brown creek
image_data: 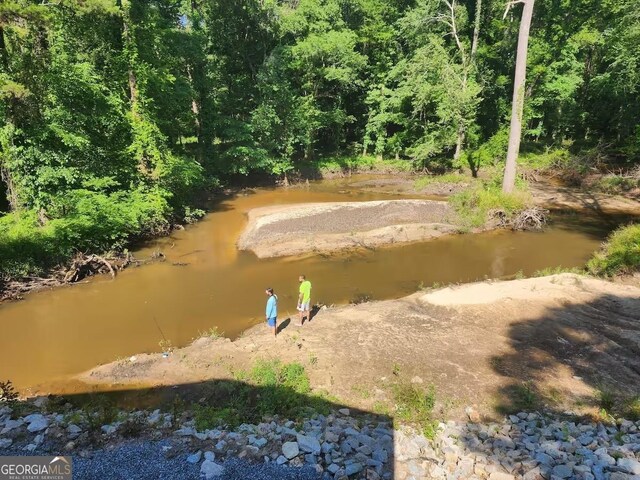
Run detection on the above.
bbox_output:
[0,177,622,394]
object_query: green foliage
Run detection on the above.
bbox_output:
[392,382,438,439]
[450,179,531,228]
[189,360,330,428]
[1,0,640,278]
[458,129,509,175]
[0,188,170,277]
[306,155,414,175]
[588,224,640,276]
[519,148,571,171]
[590,175,640,195]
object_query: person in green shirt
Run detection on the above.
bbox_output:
[297,275,312,326]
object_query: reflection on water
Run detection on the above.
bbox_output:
[0,177,618,392]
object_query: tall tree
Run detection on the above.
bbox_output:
[502,0,535,193]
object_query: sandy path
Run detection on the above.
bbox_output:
[238,200,459,258]
[72,274,640,419]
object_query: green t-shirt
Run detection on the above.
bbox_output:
[299,280,311,303]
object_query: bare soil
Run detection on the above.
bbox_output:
[237,200,460,258]
[70,274,640,420]
[529,180,640,215]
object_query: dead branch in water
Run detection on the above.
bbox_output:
[1,251,165,302]
[488,206,548,231]
[511,206,548,230]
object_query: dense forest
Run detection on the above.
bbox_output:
[1,0,639,277]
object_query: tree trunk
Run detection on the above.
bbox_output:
[502,0,535,193]
[0,26,8,71]
[121,2,139,119]
[0,165,18,211]
[471,0,482,60]
[454,126,465,162]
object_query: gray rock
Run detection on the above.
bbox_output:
[321,442,334,454]
[297,433,321,455]
[327,464,340,474]
[186,451,202,464]
[282,441,299,459]
[1,419,23,434]
[204,451,215,462]
[174,427,196,437]
[214,440,226,451]
[200,459,224,479]
[0,438,13,448]
[254,437,268,448]
[304,454,316,465]
[276,455,288,465]
[338,409,350,416]
[325,431,340,443]
[101,424,116,435]
[372,448,388,463]
[25,415,48,433]
[535,452,555,465]
[618,458,640,475]
[344,462,363,476]
[551,464,573,479]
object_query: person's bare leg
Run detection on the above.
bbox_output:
[273,324,277,337]
[298,309,303,326]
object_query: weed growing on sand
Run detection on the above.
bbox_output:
[194,405,240,430]
[598,388,616,412]
[0,380,18,406]
[82,396,119,432]
[351,384,372,400]
[198,327,223,339]
[625,397,640,420]
[192,359,331,426]
[392,382,438,439]
[307,354,318,367]
[350,292,372,304]
[507,381,538,412]
[159,339,173,353]
[533,266,583,277]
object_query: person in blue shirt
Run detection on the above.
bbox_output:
[265,287,278,337]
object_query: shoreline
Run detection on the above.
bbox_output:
[2,173,638,304]
[30,273,640,422]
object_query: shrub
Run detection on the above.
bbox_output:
[0,187,171,278]
[588,224,640,276]
[450,179,531,229]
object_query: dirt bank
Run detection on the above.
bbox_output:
[68,274,640,420]
[529,180,640,215]
[338,176,640,215]
[237,200,459,258]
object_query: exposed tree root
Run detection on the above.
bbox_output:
[0,251,165,302]
[488,206,548,231]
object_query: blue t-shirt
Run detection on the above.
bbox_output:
[266,295,278,318]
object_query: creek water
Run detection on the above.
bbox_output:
[0,177,621,393]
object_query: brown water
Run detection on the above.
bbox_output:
[0,177,618,393]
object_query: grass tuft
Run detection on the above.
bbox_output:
[392,382,438,439]
[588,223,640,276]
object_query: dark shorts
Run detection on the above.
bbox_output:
[267,317,277,327]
